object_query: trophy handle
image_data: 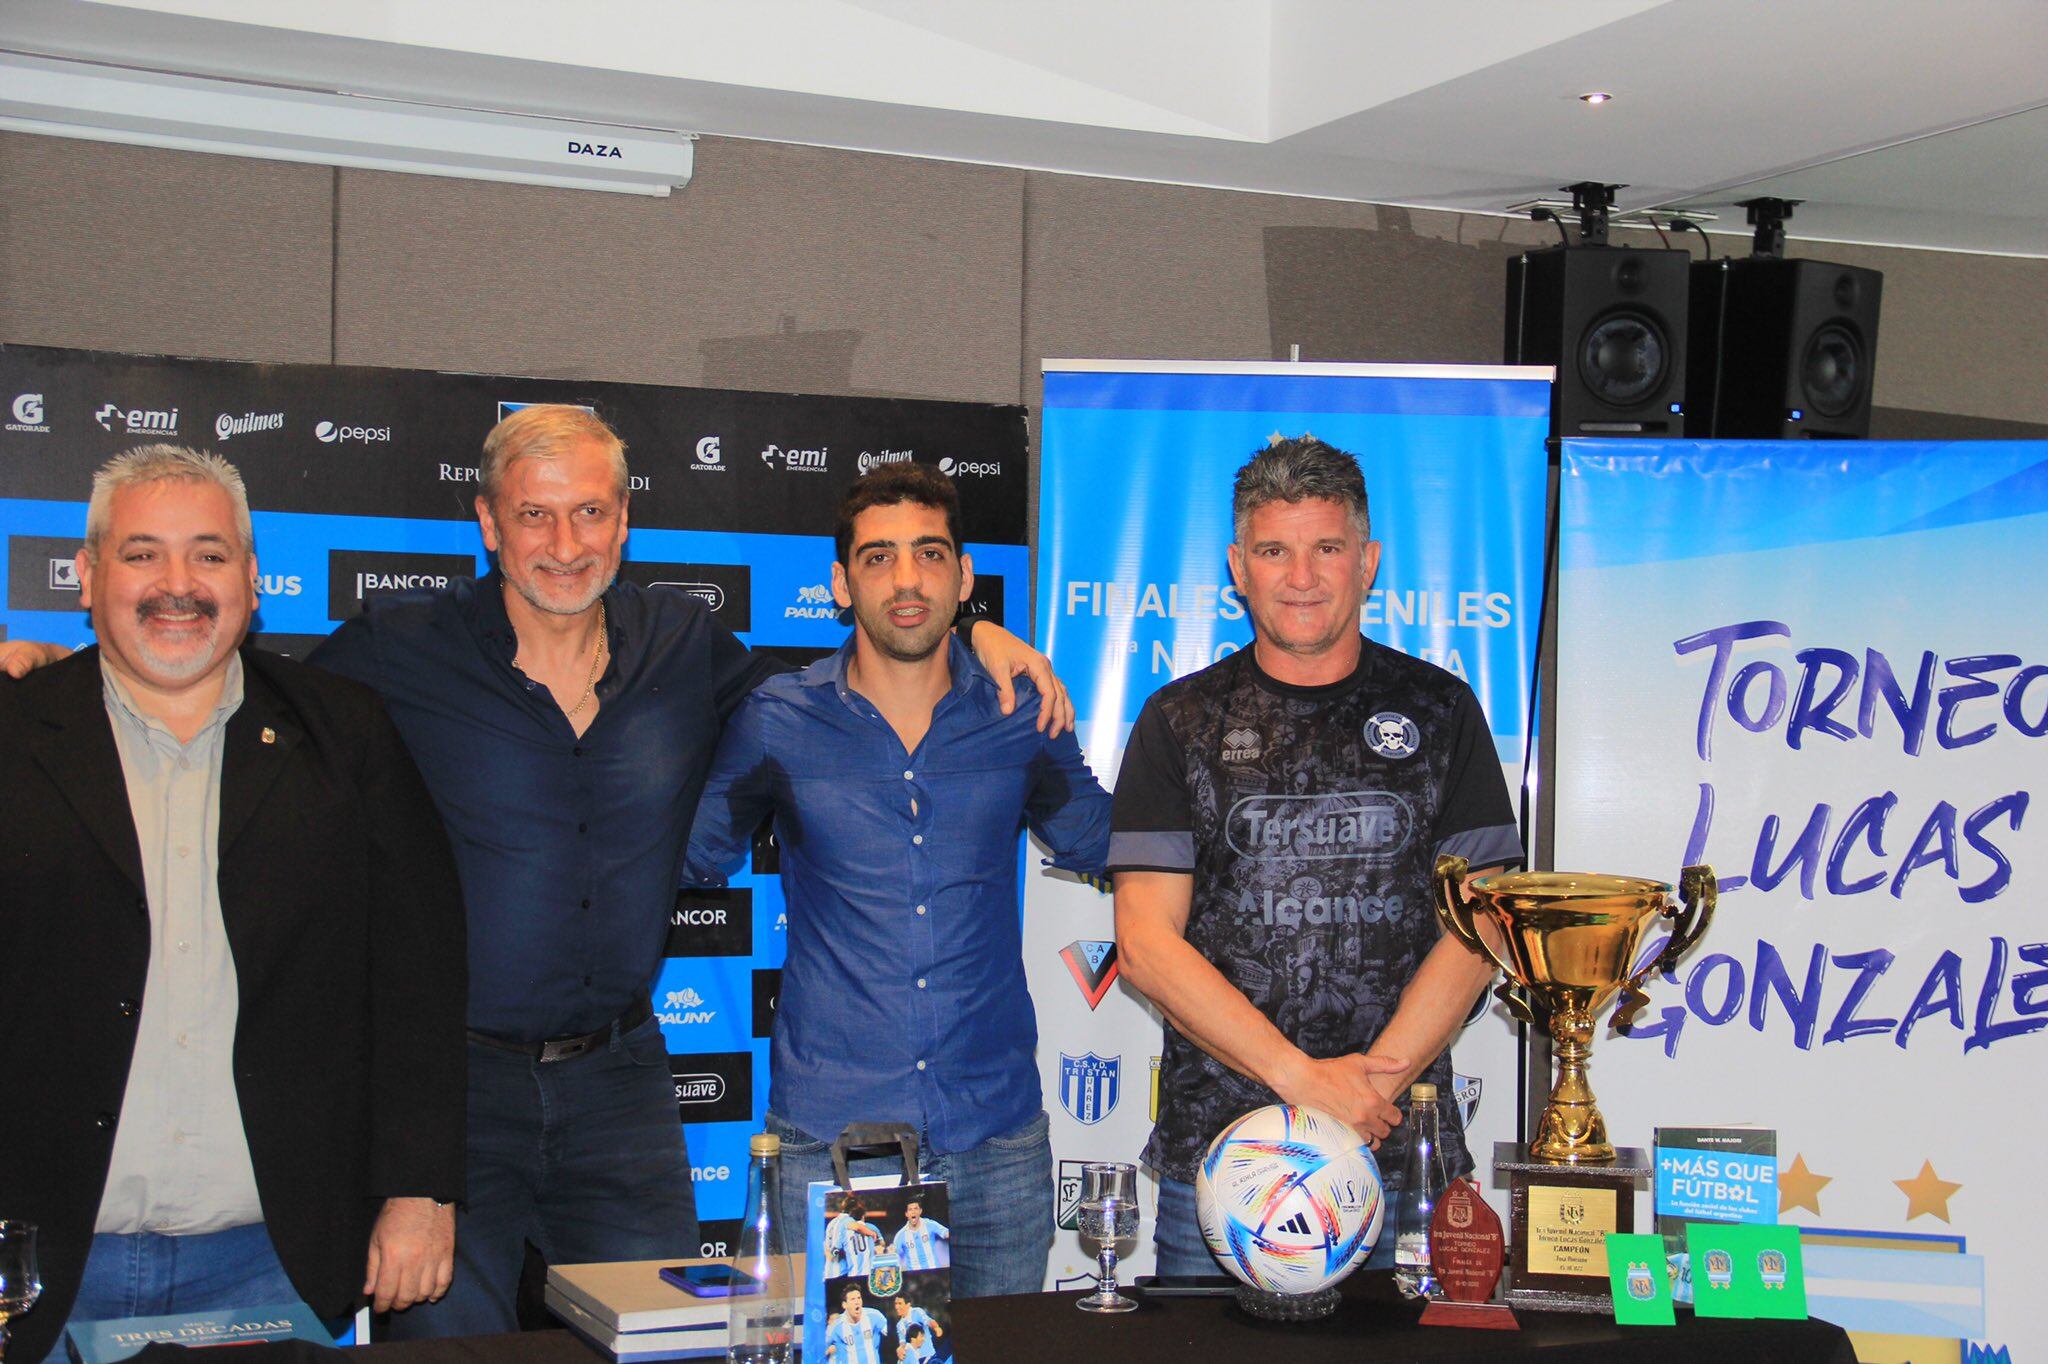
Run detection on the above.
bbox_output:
[1433,854,1519,980]
[1613,864,1718,1034]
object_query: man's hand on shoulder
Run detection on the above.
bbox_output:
[1272,1052,1409,1146]
[364,1196,455,1314]
[965,619,1074,736]
[0,640,71,678]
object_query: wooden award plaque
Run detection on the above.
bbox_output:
[1418,1178,1518,1329]
[1496,1142,1652,1313]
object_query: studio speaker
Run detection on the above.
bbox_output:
[1687,257,1883,438]
[1504,244,1689,438]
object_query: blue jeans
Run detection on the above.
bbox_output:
[1152,1175,1395,1277]
[55,1223,299,1359]
[767,1109,1052,1298]
[384,1013,698,1339]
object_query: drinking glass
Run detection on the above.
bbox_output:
[1074,1162,1139,1314]
[0,1222,42,1362]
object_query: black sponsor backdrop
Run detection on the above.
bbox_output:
[0,342,1027,1233]
[0,344,1026,538]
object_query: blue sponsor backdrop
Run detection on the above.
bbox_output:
[1036,363,1552,773]
[0,344,1028,1252]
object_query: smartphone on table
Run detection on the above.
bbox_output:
[659,1264,760,1297]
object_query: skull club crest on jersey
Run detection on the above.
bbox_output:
[1365,711,1421,759]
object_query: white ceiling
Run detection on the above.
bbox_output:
[6,0,2048,254]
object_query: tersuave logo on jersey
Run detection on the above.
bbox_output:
[1059,1052,1120,1125]
[1223,791,1414,862]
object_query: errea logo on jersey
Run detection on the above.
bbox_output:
[1221,727,1262,763]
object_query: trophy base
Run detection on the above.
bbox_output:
[1233,1285,1340,1321]
[1495,1142,1651,1312]
[1419,1298,1521,1330]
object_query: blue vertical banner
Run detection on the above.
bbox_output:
[1554,438,2048,1360]
[1025,360,1550,1285]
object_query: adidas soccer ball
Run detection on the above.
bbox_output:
[1196,1104,1384,1296]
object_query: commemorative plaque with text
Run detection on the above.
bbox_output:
[1419,1178,1517,1329]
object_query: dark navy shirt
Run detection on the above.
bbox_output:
[312,573,783,1040]
[683,635,1112,1154]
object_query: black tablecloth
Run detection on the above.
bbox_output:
[124,1271,1859,1364]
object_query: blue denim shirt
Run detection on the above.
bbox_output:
[684,635,1111,1153]
[312,573,783,1040]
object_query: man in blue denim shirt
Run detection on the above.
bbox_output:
[686,464,1111,1296]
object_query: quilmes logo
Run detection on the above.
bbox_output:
[938,456,1001,479]
[857,448,913,475]
[7,393,49,434]
[314,420,393,444]
[214,411,284,442]
[786,583,838,621]
[660,986,717,1026]
[1060,940,1120,1010]
[760,442,829,473]
[692,435,725,471]
[1059,1052,1121,1125]
[96,402,178,436]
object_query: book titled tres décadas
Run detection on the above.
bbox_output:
[66,1302,334,1363]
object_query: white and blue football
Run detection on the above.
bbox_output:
[1195,1104,1384,1296]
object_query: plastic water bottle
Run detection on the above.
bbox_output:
[1392,1082,1451,1299]
[727,1133,796,1364]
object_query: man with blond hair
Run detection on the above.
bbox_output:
[0,446,467,1363]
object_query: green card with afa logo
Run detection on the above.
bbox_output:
[1604,1232,1675,1325]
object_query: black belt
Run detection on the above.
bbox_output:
[467,996,653,1063]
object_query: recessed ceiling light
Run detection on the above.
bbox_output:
[1579,91,1614,105]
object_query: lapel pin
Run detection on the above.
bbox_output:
[261,727,276,745]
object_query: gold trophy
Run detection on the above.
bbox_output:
[1433,855,1715,1309]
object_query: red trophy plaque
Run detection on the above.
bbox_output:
[1419,1178,1519,1330]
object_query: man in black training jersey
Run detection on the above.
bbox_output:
[1109,437,1523,1274]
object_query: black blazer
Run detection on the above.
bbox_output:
[0,646,467,1362]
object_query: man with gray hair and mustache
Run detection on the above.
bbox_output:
[0,446,467,1363]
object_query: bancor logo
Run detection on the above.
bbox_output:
[1224,791,1414,862]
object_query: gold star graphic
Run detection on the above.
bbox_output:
[1894,1160,1963,1222]
[1779,1154,1832,1216]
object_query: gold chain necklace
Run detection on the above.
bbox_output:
[562,600,608,719]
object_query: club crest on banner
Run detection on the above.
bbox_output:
[1055,1159,1090,1230]
[1059,1052,1121,1125]
[1451,1071,1482,1129]
[1060,939,1120,1010]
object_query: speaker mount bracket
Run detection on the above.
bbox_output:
[1737,197,1802,259]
